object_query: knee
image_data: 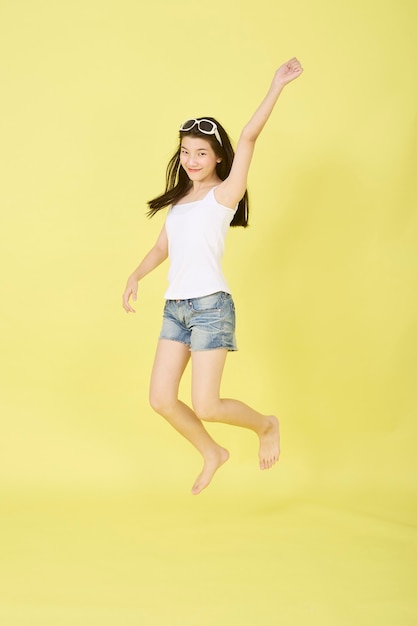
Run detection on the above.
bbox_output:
[149,391,163,415]
[149,390,176,417]
[192,400,220,422]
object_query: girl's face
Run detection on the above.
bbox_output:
[180,136,221,183]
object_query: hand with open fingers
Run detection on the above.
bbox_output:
[122,278,138,313]
[274,57,303,86]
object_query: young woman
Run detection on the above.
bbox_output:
[123,58,303,495]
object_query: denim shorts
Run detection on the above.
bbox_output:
[159,291,237,352]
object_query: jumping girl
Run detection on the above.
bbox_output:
[122,58,303,495]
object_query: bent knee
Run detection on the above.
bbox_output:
[149,391,177,417]
[193,401,221,422]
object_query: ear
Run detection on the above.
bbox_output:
[216,159,222,163]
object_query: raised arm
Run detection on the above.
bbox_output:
[122,223,168,313]
[216,57,303,208]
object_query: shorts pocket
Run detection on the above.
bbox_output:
[190,292,223,312]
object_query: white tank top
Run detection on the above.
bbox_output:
[164,186,236,299]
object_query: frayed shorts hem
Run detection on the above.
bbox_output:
[158,336,237,353]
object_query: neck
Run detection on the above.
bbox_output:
[191,178,221,192]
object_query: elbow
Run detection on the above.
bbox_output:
[155,245,168,263]
[240,125,258,144]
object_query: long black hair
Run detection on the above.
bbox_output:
[147,117,249,227]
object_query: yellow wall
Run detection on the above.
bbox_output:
[2,0,416,498]
[1,0,416,497]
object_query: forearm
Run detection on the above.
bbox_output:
[241,59,303,144]
[129,245,167,283]
[241,80,284,143]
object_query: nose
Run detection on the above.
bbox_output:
[187,155,198,166]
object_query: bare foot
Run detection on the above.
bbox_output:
[192,447,230,495]
[258,416,280,470]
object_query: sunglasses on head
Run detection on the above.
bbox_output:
[179,118,223,146]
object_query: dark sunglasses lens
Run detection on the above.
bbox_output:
[198,120,215,133]
[181,119,196,131]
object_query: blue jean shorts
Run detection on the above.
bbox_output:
[159,291,237,352]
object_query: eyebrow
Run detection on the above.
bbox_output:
[180,146,208,151]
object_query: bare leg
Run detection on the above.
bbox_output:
[149,339,229,494]
[191,349,280,470]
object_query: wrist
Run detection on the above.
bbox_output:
[270,79,285,95]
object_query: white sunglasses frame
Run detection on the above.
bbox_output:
[179,118,223,146]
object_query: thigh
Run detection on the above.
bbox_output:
[150,339,191,402]
[191,348,228,413]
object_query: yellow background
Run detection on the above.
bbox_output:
[1,0,416,624]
